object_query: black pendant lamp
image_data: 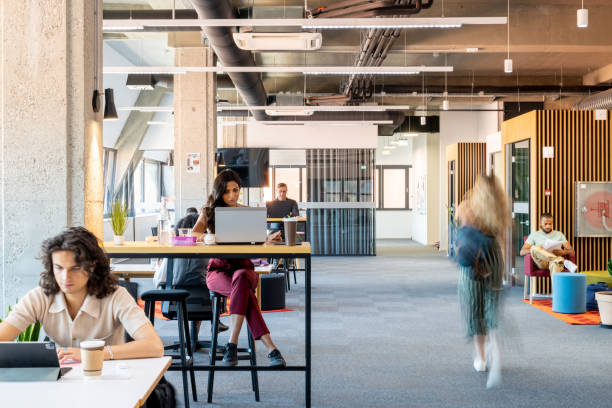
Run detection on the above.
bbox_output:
[103,88,118,120]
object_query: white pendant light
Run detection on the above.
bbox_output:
[504,0,513,74]
[577,1,588,28]
[442,98,450,111]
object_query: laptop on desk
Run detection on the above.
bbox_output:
[0,341,72,381]
[215,207,267,245]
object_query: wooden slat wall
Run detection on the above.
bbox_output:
[536,110,612,272]
[457,143,487,204]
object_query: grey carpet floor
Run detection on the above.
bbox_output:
[142,246,612,408]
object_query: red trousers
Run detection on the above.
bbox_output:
[206,258,269,340]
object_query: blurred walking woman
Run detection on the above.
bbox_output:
[192,169,286,367]
[455,174,510,387]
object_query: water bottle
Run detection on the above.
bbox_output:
[157,199,171,245]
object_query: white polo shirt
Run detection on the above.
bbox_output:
[4,286,150,347]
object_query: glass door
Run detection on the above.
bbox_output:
[506,140,530,285]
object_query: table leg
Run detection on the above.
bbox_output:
[305,255,311,408]
[256,275,262,310]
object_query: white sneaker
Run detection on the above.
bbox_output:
[564,259,578,273]
[473,359,487,372]
[486,335,502,388]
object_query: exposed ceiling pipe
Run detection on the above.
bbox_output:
[188,0,268,120]
[572,88,612,110]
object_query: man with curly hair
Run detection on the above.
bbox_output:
[0,227,164,363]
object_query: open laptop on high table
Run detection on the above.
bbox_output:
[215,207,268,245]
[0,341,72,381]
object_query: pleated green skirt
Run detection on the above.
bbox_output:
[457,241,504,337]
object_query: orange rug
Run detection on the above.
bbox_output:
[522,299,601,325]
[137,298,293,321]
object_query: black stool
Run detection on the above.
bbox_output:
[207,290,260,403]
[141,289,197,408]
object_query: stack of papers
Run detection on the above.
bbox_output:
[542,239,563,251]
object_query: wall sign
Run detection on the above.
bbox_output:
[543,146,554,159]
[186,153,200,174]
[595,109,607,121]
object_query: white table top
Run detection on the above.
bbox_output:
[0,357,171,408]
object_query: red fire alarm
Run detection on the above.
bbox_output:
[545,189,551,197]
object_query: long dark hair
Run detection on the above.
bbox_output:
[39,227,118,298]
[203,169,242,233]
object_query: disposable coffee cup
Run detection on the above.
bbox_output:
[80,340,105,377]
[283,219,297,246]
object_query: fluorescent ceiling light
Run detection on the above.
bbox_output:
[104,66,452,75]
[257,120,393,125]
[103,17,507,31]
[218,105,412,112]
[118,106,173,112]
[218,121,249,126]
[404,133,419,137]
[265,108,315,116]
[146,121,172,126]
[233,32,322,51]
[466,47,479,53]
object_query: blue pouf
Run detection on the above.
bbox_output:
[552,273,587,314]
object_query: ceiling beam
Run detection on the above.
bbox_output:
[583,63,612,86]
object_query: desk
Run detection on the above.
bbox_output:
[103,241,312,408]
[111,264,156,281]
[0,357,171,408]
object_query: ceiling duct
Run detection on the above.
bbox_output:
[188,0,268,120]
[315,0,433,101]
[573,88,612,110]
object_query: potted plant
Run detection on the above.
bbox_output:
[111,200,128,245]
[595,258,612,328]
[0,304,42,341]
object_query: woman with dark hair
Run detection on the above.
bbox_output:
[192,169,286,367]
[0,227,164,362]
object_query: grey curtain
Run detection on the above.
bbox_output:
[306,149,376,255]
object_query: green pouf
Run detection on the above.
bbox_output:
[583,271,612,287]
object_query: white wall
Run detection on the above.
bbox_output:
[247,123,378,148]
[410,133,440,245]
[438,105,499,249]
[375,136,414,239]
[486,131,502,175]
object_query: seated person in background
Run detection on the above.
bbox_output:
[520,213,576,275]
[159,213,228,333]
[266,182,299,221]
[0,227,164,362]
[185,207,199,216]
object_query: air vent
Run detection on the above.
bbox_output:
[233,32,322,51]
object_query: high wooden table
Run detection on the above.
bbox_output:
[0,357,171,408]
[103,241,312,408]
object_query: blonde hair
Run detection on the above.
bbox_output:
[463,174,510,239]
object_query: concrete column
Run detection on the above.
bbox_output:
[0,0,102,311]
[173,47,217,216]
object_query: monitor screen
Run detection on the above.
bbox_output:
[216,148,269,188]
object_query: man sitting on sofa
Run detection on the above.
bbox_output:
[520,213,576,274]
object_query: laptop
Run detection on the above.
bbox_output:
[215,207,267,245]
[0,341,71,381]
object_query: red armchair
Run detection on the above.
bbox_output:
[523,237,576,304]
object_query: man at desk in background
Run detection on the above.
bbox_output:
[520,213,576,274]
[267,183,299,219]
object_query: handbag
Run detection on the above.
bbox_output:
[454,225,494,277]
